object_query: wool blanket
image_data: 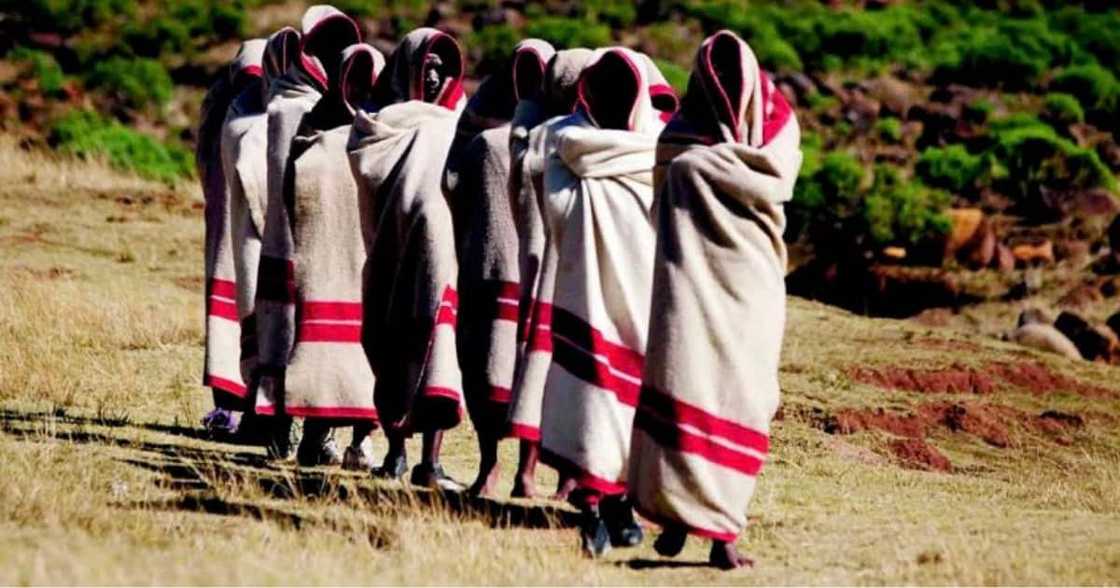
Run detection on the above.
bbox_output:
[506,48,592,442]
[536,48,670,495]
[628,30,801,542]
[445,40,554,436]
[348,32,467,433]
[219,28,299,399]
[256,5,362,414]
[201,39,265,406]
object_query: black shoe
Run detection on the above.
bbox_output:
[410,463,465,492]
[653,527,688,557]
[372,454,408,479]
[297,427,342,467]
[580,507,612,558]
[603,496,644,548]
[266,417,296,461]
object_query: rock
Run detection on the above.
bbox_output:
[912,307,954,327]
[1055,240,1092,267]
[1013,241,1055,267]
[1040,188,1120,220]
[843,92,881,132]
[944,208,983,258]
[1100,276,1120,298]
[1058,284,1104,308]
[1010,323,1083,362]
[1018,307,1055,327]
[881,246,907,262]
[1107,311,1120,340]
[964,221,996,270]
[1110,215,1120,252]
[1055,311,1114,361]
[994,243,1016,273]
[866,76,913,118]
[778,72,816,102]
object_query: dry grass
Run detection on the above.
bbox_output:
[1,136,1119,584]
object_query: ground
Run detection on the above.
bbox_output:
[1,138,1118,585]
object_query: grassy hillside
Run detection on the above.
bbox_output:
[1,139,1118,584]
[2,1,1118,264]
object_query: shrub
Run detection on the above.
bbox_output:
[932,19,1073,88]
[916,145,985,195]
[1050,63,1120,121]
[86,57,173,109]
[863,165,952,246]
[9,47,66,95]
[467,24,520,73]
[17,0,135,35]
[524,17,612,50]
[48,110,193,183]
[1042,92,1085,126]
[653,59,689,95]
[986,114,1117,211]
[875,117,903,143]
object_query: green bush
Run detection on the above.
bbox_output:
[931,19,1073,88]
[119,1,247,58]
[863,165,952,246]
[86,57,173,109]
[524,17,612,50]
[875,117,903,143]
[1042,92,1085,126]
[10,47,66,95]
[15,0,135,35]
[467,24,520,72]
[1050,63,1120,123]
[653,59,689,95]
[986,114,1116,209]
[915,145,985,195]
[48,110,193,183]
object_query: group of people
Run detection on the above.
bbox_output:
[197,4,801,569]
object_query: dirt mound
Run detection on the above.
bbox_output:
[921,403,1010,447]
[849,361,1117,398]
[848,366,996,394]
[888,438,952,471]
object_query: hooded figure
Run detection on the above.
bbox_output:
[536,48,678,557]
[440,39,554,497]
[347,28,467,490]
[627,31,800,570]
[255,5,363,459]
[217,28,300,435]
[504,49,593,499]
[199,38,265,434]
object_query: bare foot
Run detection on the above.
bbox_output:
[709,541,754,570]
[511,472,537,499]
[468,461,501,497]
[551,476,577,501]
[653,527,687,557]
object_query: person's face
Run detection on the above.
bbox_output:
[423,53,445,102]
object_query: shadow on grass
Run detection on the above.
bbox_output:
[621,559,712,570]
[0,407,579,532]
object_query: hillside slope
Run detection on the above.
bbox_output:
[1,141,1118,584]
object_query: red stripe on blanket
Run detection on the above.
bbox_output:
[284,405,379,421]
[297,322,362,343]
[524,301,553,352]
[489,386,512,404]
[435,286,459,326]
[540,447,626,496]
[208,297,239,321]
[258,256,296,303]
[209,278,237,299]
[205,374,247,397]
[635,409,764,477]
[301,301,362,321]
[255,404,275,416]
[508,423,540,441]
[550,307,644,406]
[638,386,770,455]
[760,71,793,146]
[495,300,519,323]
[424,386,462,402]
[632,503,738,543]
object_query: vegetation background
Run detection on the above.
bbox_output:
[0,0,1119,584]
